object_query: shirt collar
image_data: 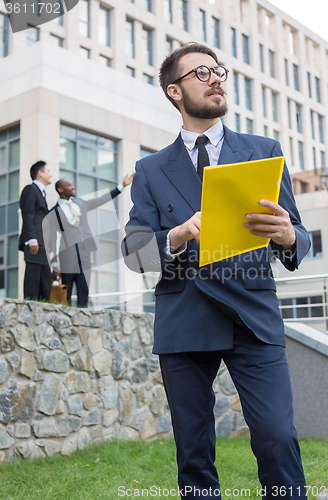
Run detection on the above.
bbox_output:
[58,197,74,206]
[180,120,224,151]
[33,179,46,194]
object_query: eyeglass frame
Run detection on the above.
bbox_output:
[172,65,229,85]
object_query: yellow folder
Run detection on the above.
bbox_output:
[199,156,285,267]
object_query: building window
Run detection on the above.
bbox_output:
[246,118,253,135]
[321,150,326,168]
[315,77,321,103]
[142,26,153,66]
[311,110,315,139]
[141,0,152,12]
[0,124,20,298]
[272,91,278,122]
[262,86,267,117]
[273,130,279,141]
[200,9,206,41]
[296,104,302,134]
[27,25,40,45]
[279,295,324,320]
[0,12,9,57]
[79,46,90,59]
[164,0,172,23]
[298,141,304,170]
[269,50,275,78]
[235,113,240,133]
[178,0,188,31]
[59,124,119,307]
[79,0,90,37]
[166,36,173,55]
[242,34,250,64]
[126,66,135,77]
[99,6,110,46]
[259,44,264,72]
[264,125,268,137]
[293,64,300,91]
[313,147,317,172]
[244,77,252,110]
[300,181,308,194]
[233,71,239,105]
[125,17,135,58]
[99,55,111,67]
[212,17,220,49]
[231,28,237,58]
[308,72,312,98]
[50,34,64,47]
[143,73,154,85]
[318,115,324,144]
[306,231,323,259]
[285,59,289,85]
[289,137,294,165]
[53,12,64,26]
[287,99,292,129]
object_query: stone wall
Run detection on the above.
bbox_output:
[0,299,247,462]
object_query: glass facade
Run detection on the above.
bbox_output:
[244,77,252,110]
[79,0,90,37]
[269,50,275,78]
[315,77,321,103]
[0,12,9,57]
[0,124,20,298]
[293,64,300,91]
[200,9,206,42]
[259,44,264,72]
[178,0,188,31]
[242,34,250,64]
[231,28,237,58]
[99,6,110,46]
[164,0,172,23]
[27,25,40,45]
[142,26,153,66]
[59,124,119,307]
[125,17,135,58]
[233,71,239,105]
[212,17,220,49]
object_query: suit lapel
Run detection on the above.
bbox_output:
[218,126,253,165]
[32,183,48,210]
[160,134,202,213]
[159,127,254,212]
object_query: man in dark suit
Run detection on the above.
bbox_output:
[19,160,53,300]
[123,43,310,498]
[50,174,133,307]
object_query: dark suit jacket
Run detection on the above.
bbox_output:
[47,187,121,274]
[19,183,49,256]
[122,126,311,354]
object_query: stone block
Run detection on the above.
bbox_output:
[41,327,62,350]
[103,408,119,427]
[119,381,134,420]
[20,351,37,379]
[34,306,46,325]
[47,313,71,332]
[6,351,20,370]
[83,393,97,410]
[122,315,136,335]
[213,396,231,419]
[156,415,172,433]
[93,349,111,377]
[59,327,82,354]
[39,374,60,415]
[73,312,90,327]
[18,305,32,326]
[216,413,231,437]
[61,434,78,455]
[44,440,61,457]
[127,407,150,431]
[67,395,84,416]
[10,325,36,351]
[70,348,92,371]
[219,370,237,395]
[131,359,148,384]
[112,350,129,379]
[0,425,14,449]
[65,372,92,394]
[0,359,9,384]
[77,427,91,450]
[83,407,100,426]
[16,440,33,458]
[0,304,17,327]
[15,423,31,438]
[89,315,103,328]
[32,418,59,438]
[87,329,102,355]
[43,350,69,373]
[0,383,36,423]
[117,426,139,440]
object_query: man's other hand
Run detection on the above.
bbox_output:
[123,173,134,187]
[29,241,39,255]
[244,200,296,251]
[170,212,201,251]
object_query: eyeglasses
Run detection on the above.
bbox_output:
[172,65,229,85]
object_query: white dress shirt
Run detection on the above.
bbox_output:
[166,120,225,258]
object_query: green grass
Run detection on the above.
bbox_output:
[0,437,327,500]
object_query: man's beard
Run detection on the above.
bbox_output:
[180,84,228,119]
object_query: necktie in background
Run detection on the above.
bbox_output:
[67,199,81,227]
[196,135,210,181]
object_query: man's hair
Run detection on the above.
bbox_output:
[159,42,219,110]
[30,161,46,180]
[55,179,68,194]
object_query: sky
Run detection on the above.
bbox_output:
[268,0,328,42]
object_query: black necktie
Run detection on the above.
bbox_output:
[196,135,210,181]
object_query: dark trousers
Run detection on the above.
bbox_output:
[159,324,306,500]
[61,266,91,307]
[24,262,52,301]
